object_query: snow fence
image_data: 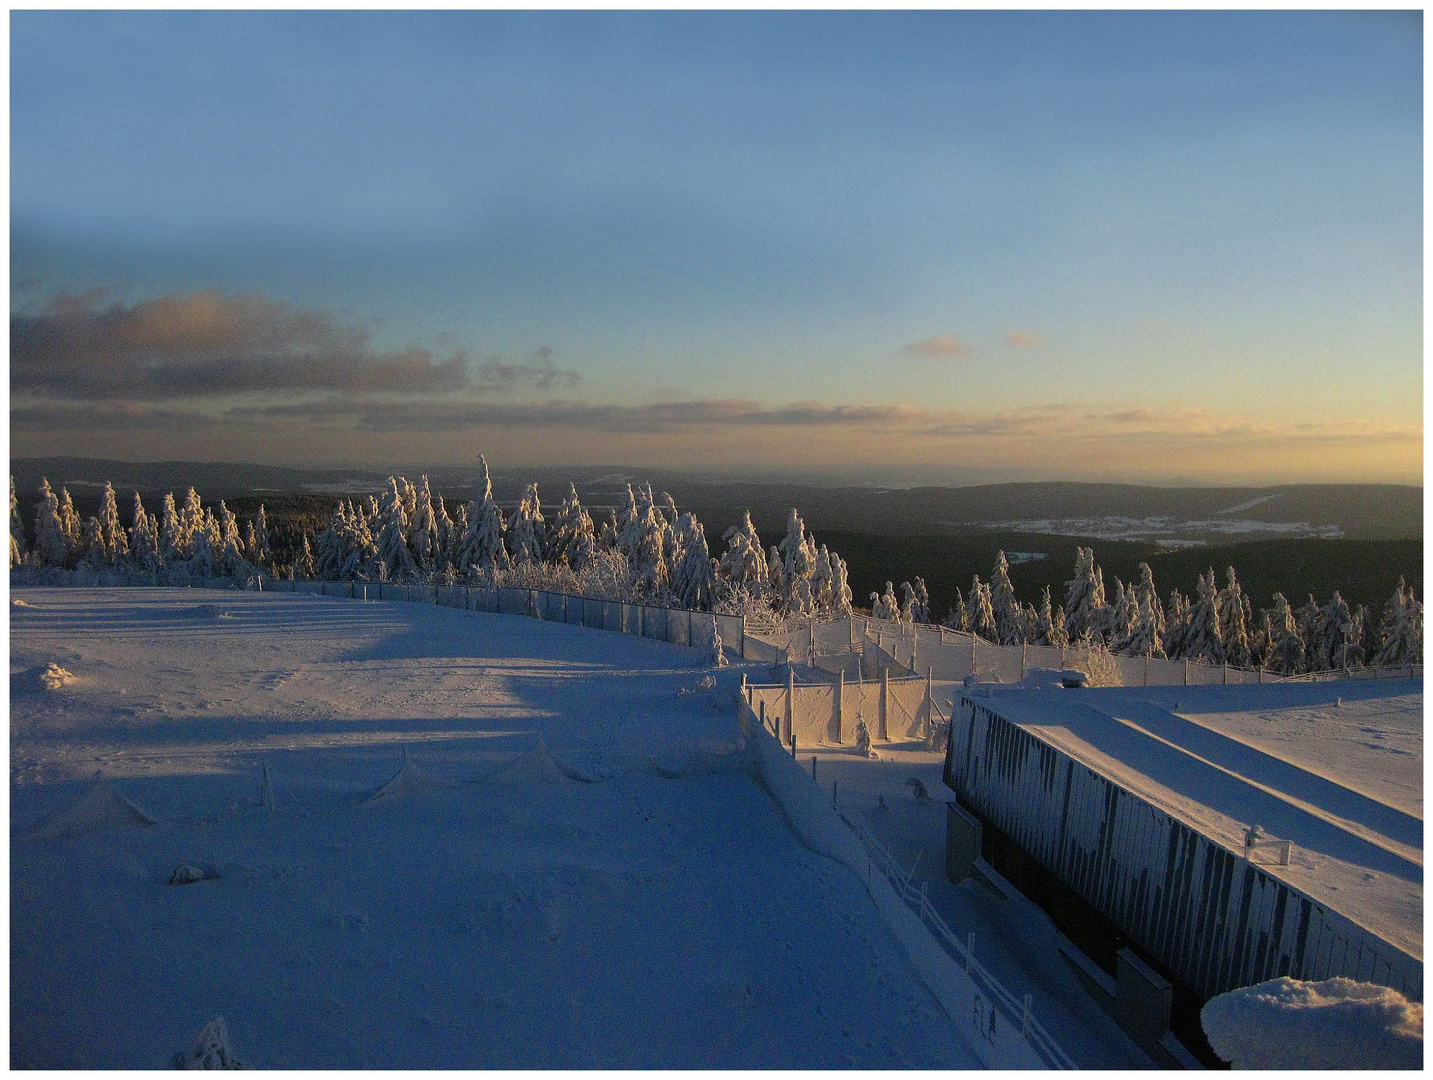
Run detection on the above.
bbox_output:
[743,671,933,747]
[737,694,1074,1069]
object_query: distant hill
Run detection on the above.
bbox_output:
[10,458,1420,541]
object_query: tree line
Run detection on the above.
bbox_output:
[871,546,1421,673]
[11,466,1420,672]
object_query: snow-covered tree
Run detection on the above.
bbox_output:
[76,516,106,570]
[96,482,129,566]
[456,456,509,577]
[810,546,834,611]
[989,552,1024,645]
[10,476,26,568]
[1134,563,1166,640]
[718,511,766,589]
[216,501,251,578]
[56,487,82,557]
[177,488,206,559]
[900,581,918,623]
[374,479,418,580]
[766,545,785,594]
[1107,579,1136,652]
[550,484,597,571]
[129,492,163,573]
[828,551,853,616]
[294,535,316,579]
[1123,592,1166,658]
[32,479,68,569]
[1313,591,1356,671]
[1180,570,1225,665]
[1063,547,1105,643]
[910,576,931,625]
[1375,578,1422,668]
[1217,568,1251,668]
[505,483,547,567]
[670,513,716,610]
[1162,588,1189,658]
[943,589,970,632]
[777,508,816,584]
[968,575,996,641]
[157,493,183,564]
[1033,585,1067,647]
[410,476,438,572]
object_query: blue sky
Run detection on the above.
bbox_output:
[10,10,1422,484]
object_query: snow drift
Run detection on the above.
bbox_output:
[1201,976,1422,1069]
[22,774,157,841]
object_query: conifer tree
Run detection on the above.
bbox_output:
[159,493,183,564]
[374,479,418,580]
[1181,570,1225,665]
[1063,547,1105,642]
[10,476,26,568]
[968,575,996,641]
[670,513,715,610]
[1375,578,1422,667]
[829,551,853,616]
[457,456,509,577]
[129,491,163,573]
[1217,568,1251,667]
[96,482,129,566]
[505,483,547,567]
[718,511,766,588]
[1314,592,1355,671]
[943,589,970,632]
[989,552,1024,645]
[33,479,68,569]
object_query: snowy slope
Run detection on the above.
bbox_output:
[11,588,981,1068]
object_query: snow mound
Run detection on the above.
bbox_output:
[12,597,31,607]
[38,663,73,690]
[361,756,445,803]
[22,774,158,841]
[173,1016,244,1069]
[1008,667,1089,690]
[488,738,590,785]
[1201,976,1422,1069]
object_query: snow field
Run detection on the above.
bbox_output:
[10,587,978,1068]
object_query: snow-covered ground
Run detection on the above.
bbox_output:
[973,515,1344,545]
[11,588,984,1069]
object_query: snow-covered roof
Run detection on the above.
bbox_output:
[968,679,1423,962]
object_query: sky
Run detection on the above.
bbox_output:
[9,10,1424,486]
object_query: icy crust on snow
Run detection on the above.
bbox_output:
[1201,976,1422,1069]
[986,683,1423,960]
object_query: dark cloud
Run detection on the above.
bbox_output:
[10,399,213,430]
[10,290,578,399]
[223,397,920,434]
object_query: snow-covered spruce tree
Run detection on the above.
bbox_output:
[313,503,349,580]
[1163,588,1189,659]
[187,511,220,578]
[217,501,252,579]
[505,483,547,567]
[129,492,163,574]
[900,581,918,623]
[158,493,183,564]
[968,575,997,641]
[1107,579,1136,652]
[788,573,815,617]
[1032,585,1066,647]
[777,508,816,585]
[627,486,668,595]
[1216,568,1251,668]
[911,576,931,625]
[1314,591,1356,671]
[294,535,316,579]
[718,511,766,589]
[879,581,901,624]
[410,476,438,573]
[1294,594,1323,668]
[76,517,106,571]
[829,551,854,616]
[374,479,418,581]
[670,513,716,610]
[245,504,270,569]
[1123,592,1166,659]
[92,482,128,567]
[1062,547,1105,643]
[10,476,26,568]
[989,552,1024,645]
[1134,562,1166,641]
[1180,570,1225,666]
[32,480,69,569]
[943,589,970,632]
[178,488,206,559]
[56,487,82,557]
[457,456,509,578]
[443,500,468,572]
[810,545,834,611]
[1375,578,1423,668]
[616,484,644,563]
[551,484,597,571]
[765,545,785,594]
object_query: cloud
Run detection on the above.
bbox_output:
[1003,330,1043,348]
[223,397,923,434]
[10,290,578,399]
[903,334,971,358]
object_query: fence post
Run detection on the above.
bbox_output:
[1021,642,1027,681]
[1144,654,1149,686]
[785,666,795,745]
[1184,659,1189,686]
[879,666,889,742]
[738,615,745,661]
[925,667,933,736]
[1223,660,1228,685]
[835,670,844,743]
[972,635,978,678]
[688,608,694,648]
